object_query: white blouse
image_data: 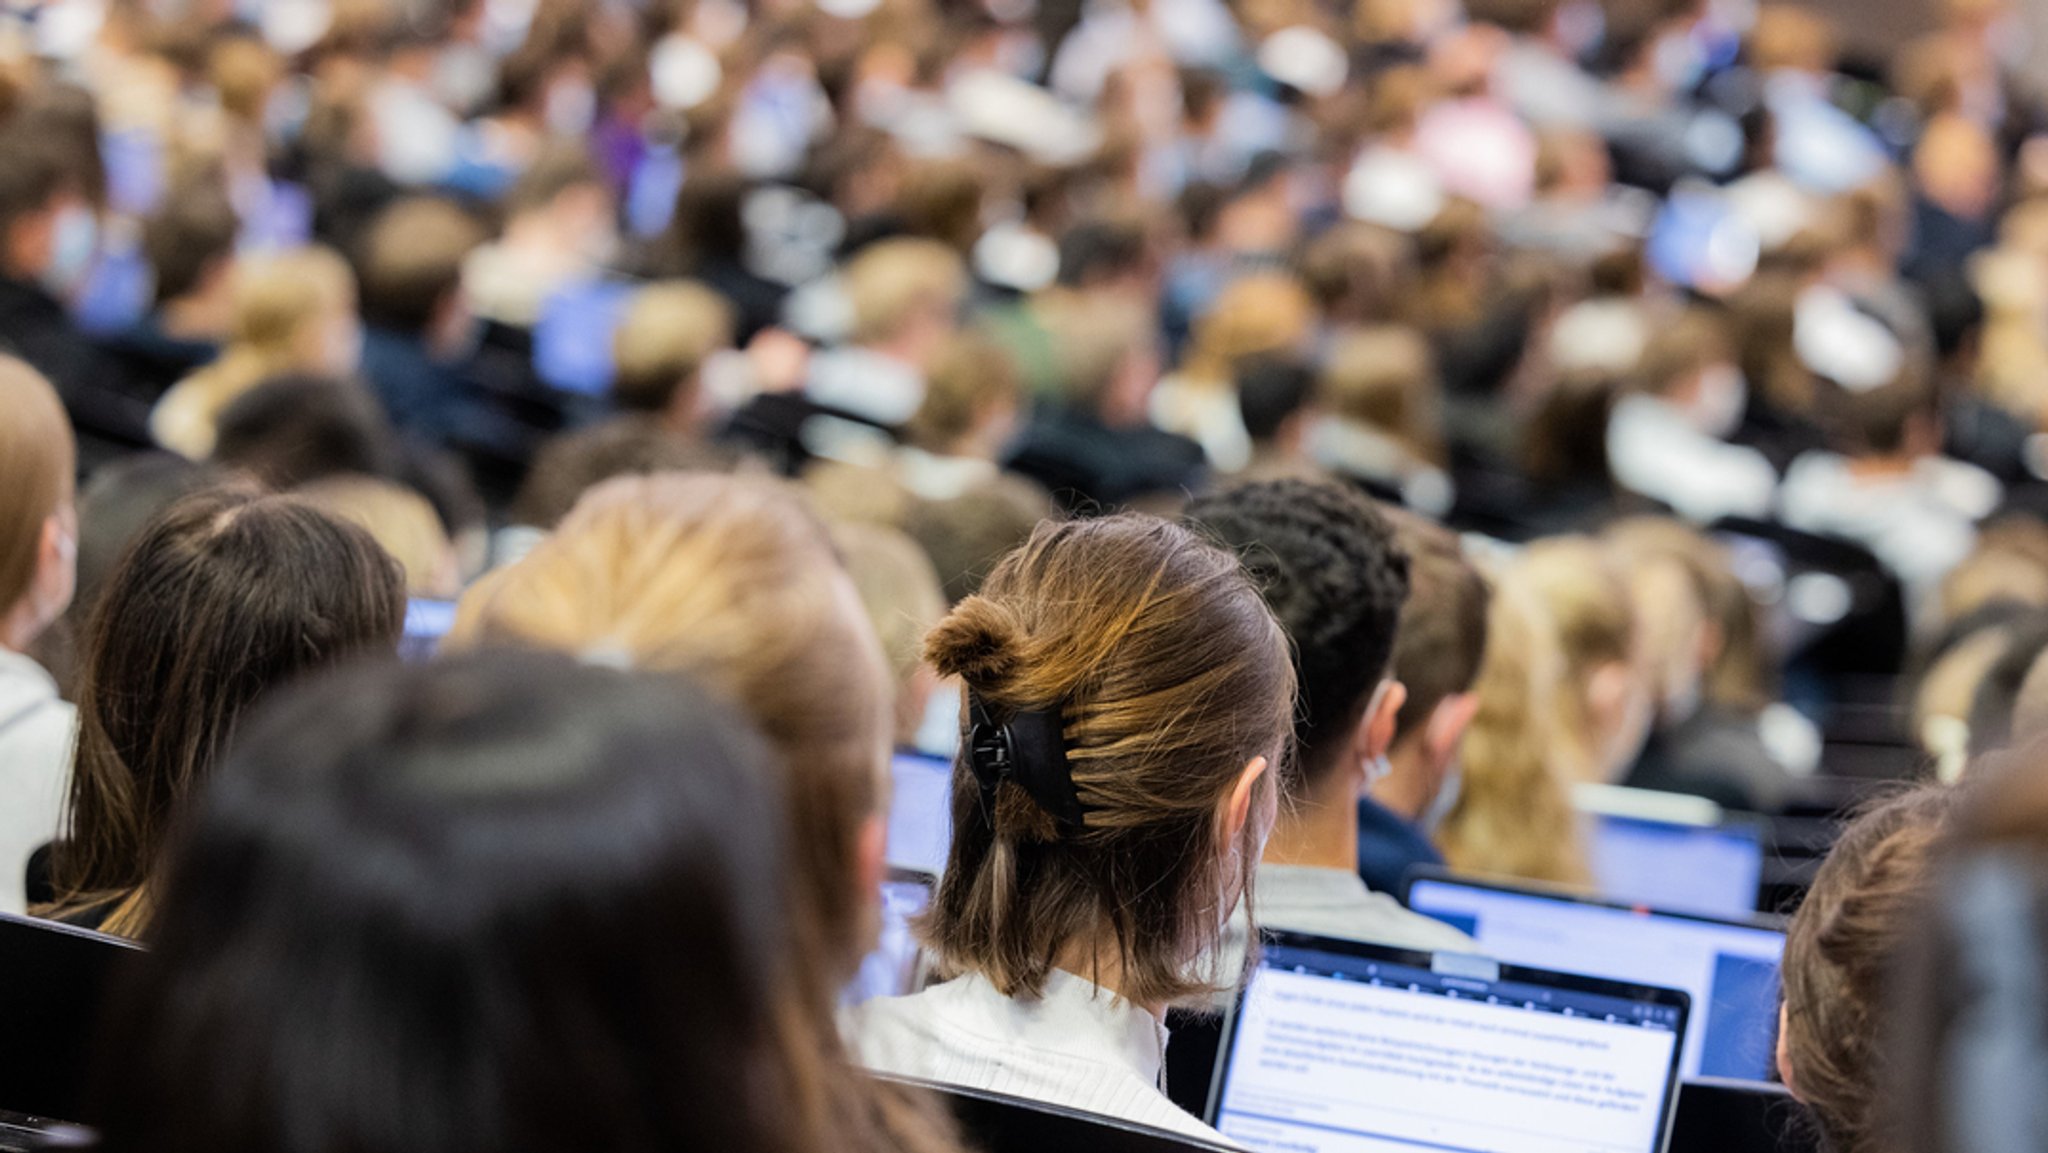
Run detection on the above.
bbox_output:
[848,968,1232,1145]
[0,648,74,915]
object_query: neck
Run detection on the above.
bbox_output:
[0,599,42,653]
[1053,938,1166,1018]
[1370,742,1429,821]
[1845,453,1918,480]
[159,289,234,342]
[1262,776,1361,872]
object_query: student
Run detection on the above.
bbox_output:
[850,514,1295,1140]
[39,488,405,936]
[297,475,463,599]
[1606,308,1778,524]
[1308,325,1456,518]
[1778,785,1959,1153]
[150,246,361,459]
[1184,480,1474,951]
[90,651,859,1153]
[1360,509,1490,896]
[609,279,735,439]
[100,177,238,401]
[1152,273,1316,473]
[1513,536,1654,786]
[0,360,78,916]
[805,238,967,433]
[1435,574,1594,886]
[450,474,954,1153]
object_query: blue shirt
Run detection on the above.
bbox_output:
[1356,795,1442,898]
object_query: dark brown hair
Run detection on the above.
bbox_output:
[47,487,406,936]
[1384,507,1490,740]
[921,514,1295,1005]
[1781,785,1961,1153]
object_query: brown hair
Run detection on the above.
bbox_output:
[1634,307,1732,397]
[920,514,1295,1005]
[904,330,1021,454]
[1384,507,1490,740]
[356,197,487,334]
[48,487,406,936]
[1320,325,1446,463]
[1782,785,1960,1153]
[841,238,966,346]
[0,357,74,615]
[611,280,734,415]
[449,474,957,1153]
[1516,537,1638,781]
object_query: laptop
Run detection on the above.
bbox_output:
[1405,872,1785,1082]
[887,750,954,876]
[843,868,935,1006]
[1576,785,1766,917]
[0,912,144,1127]
[400,597,459,663]
[1210,932,1690,1153]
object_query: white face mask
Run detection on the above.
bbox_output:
[1365,754,1395,788]
[42,206,97,297]
[1688,363,1747,439]
[1420,755,1463,835]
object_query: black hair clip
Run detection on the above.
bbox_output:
[966,693,1087,828]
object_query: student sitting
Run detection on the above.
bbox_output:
[37,488,405,936]
[1359,509,1490,896]
[1184,480,1473,951]
[91,651,897,1153]
[1606,307,1778,524]
[0,360,77,915]
[1778,785,1958,1153]
[850,514,1295,1141]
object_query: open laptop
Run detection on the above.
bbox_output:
[843,868,935,1006]
[1405,872,1784,1082]
[0,912,144,1131]
[1210,932,1690,1153]
[1576,785,1766,917]
[887,750,954,876]
[400,597,459,663]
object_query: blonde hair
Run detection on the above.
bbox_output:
[297,475,459,598]
[1515,537,1638,783]
[833,521,949,745]
[1320,325,1445,462]
[842,238,966,345]
[611,280,734,415]
[0,357,74,614]
[905,331,1021,454]
[1180,273,1316,385]
[450,474,890,992]
[1436,576,1592,886]
[151,246,356,459]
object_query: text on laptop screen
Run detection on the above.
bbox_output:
[1214,940,1685,1153]
[842,874,933,1006]
[887,751,954,875]
[1407,876,1783,1082]
[1588,815,1764,917]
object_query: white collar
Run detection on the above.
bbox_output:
[948,968,1171,1090]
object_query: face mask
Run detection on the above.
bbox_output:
[1420,755,1463,836]
[1688,363,1747,439]
[1365,754,1394,788]
[545,80,598,137]
[42,207,97,297]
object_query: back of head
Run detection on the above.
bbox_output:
[1634,308,1732,399]
[1782,785,1960,1153]
[0,357,75,619]
[1320,325,1443,457]
[1383,507,1490,741]
[902,475,1059,604]
[610,280,734,415]
[1042,293,1154,413]
[230,247,355,356]
[920,514,1294,1004]
[1056,218,1150,291]
[93,651,802,1153]
[1182,480,1409,790]
[451,473,890,986]
[296,475,458,598]
[1235,354,1317,445]
[510,420,731,530]
[212,374,401,489]
[1183,273,1315,383]
[57,487,407,932]
[356,197,488,334]
[70,454,226,616]
[143,178,240,307]
[0,128,72,251]
[841,238,966,346]
[906,331,1021,453]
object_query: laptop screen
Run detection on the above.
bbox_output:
[1211,934,1689,1153]
[1405,874,1784,1082]
[1586,814,1765,917]
[887,750,954,875]
[843,871,934,1006]
[400,598,459,663]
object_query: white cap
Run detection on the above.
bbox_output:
[1343,147,1445,232]
[948,70,1101,165]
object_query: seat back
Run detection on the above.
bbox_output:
[1668,1078,1820,1153]
[880,1076,1237,1153]
[0,912,142,1124]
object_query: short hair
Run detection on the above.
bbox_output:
[1812,341,1940,456]
[1235,355,1317,443]
[1634,308,1732,397]
[1383,507,1490,740]
[1779,785,1959,1153]
[1184,481,1410,787]
[1042,294,1155,411]
[1320,325,1443,453]
[902,475,1059,603]
[840,238,966,345]
[611,281,734,415]
[143,178,240,306]
[229,246,356,353]
[505,139,605,218]
[0,357,74,613]
[1055,218,1149,289]
[511,418,732,530]
[921,515,1294,1006]
[50,488,407,936]
[356,197,488,334]
[0,128,74,241]
[70,454,226,614]
[91,652,806,1153]
[904,331,1020,453]
[212,375,401,490]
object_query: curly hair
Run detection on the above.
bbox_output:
[1184,479,1411,789]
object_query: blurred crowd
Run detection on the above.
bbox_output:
[9,0,2048,888]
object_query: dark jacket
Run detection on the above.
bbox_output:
[0,276,152,465]
[1005,405,1207,513]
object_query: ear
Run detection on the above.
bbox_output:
[1424,692,1480,767]
[855,812,888,903]
[1221,755,1271,843]
[1361,680,1407,762]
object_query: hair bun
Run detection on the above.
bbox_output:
[924,596,1026,686]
